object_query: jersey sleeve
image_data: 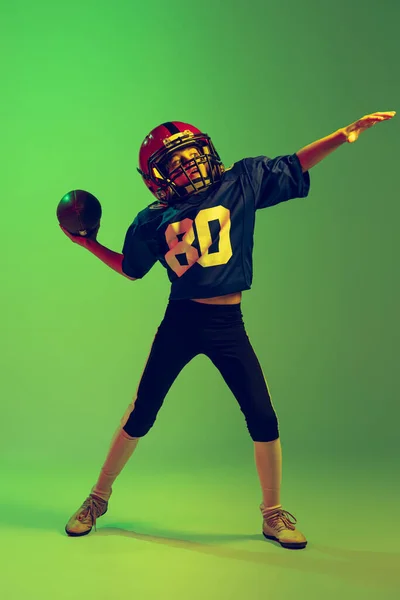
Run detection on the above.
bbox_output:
[244,154,310,209]
[121,216,157,279]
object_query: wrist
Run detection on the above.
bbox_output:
[337,127,349,144]
[84,237,98,251]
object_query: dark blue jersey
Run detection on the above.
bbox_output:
[122,154,310,299]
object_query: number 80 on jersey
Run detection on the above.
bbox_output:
[164,206,233,277]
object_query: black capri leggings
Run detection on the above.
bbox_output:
[122,299,279,442]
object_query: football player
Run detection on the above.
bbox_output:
[61,111,395,549]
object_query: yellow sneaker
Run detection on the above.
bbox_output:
[260,503,307,549]
[65,494,108,537]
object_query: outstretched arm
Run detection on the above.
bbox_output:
[296,111,396,172]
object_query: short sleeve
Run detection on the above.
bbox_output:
[244,154,310,209]
[121,216,157,279]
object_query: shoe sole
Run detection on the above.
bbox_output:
[263,531,307,550]
[65,526,92,537]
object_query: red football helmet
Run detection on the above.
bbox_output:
[137,121,224,202]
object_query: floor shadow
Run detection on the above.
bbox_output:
[98,523,399,590]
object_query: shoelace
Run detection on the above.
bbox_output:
[263,509,297,532]
[77,495,106,532]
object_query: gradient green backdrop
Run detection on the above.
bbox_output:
[2,0,398,469]
[1,0,399,595]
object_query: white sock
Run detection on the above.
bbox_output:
[254,438,282,509]
[91,428,139,502]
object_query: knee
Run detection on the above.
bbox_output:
[247,412,279,442]
[123,412,156,438]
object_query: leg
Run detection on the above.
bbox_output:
[204,315,307,550]
[92,323,198,501]
[205,326,281,509]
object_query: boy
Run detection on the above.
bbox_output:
[61,111,395,549]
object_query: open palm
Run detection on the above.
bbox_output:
[344,111,395,143]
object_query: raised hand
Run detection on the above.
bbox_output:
[343,111,396,143]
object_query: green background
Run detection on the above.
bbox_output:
[1,0,399,598]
